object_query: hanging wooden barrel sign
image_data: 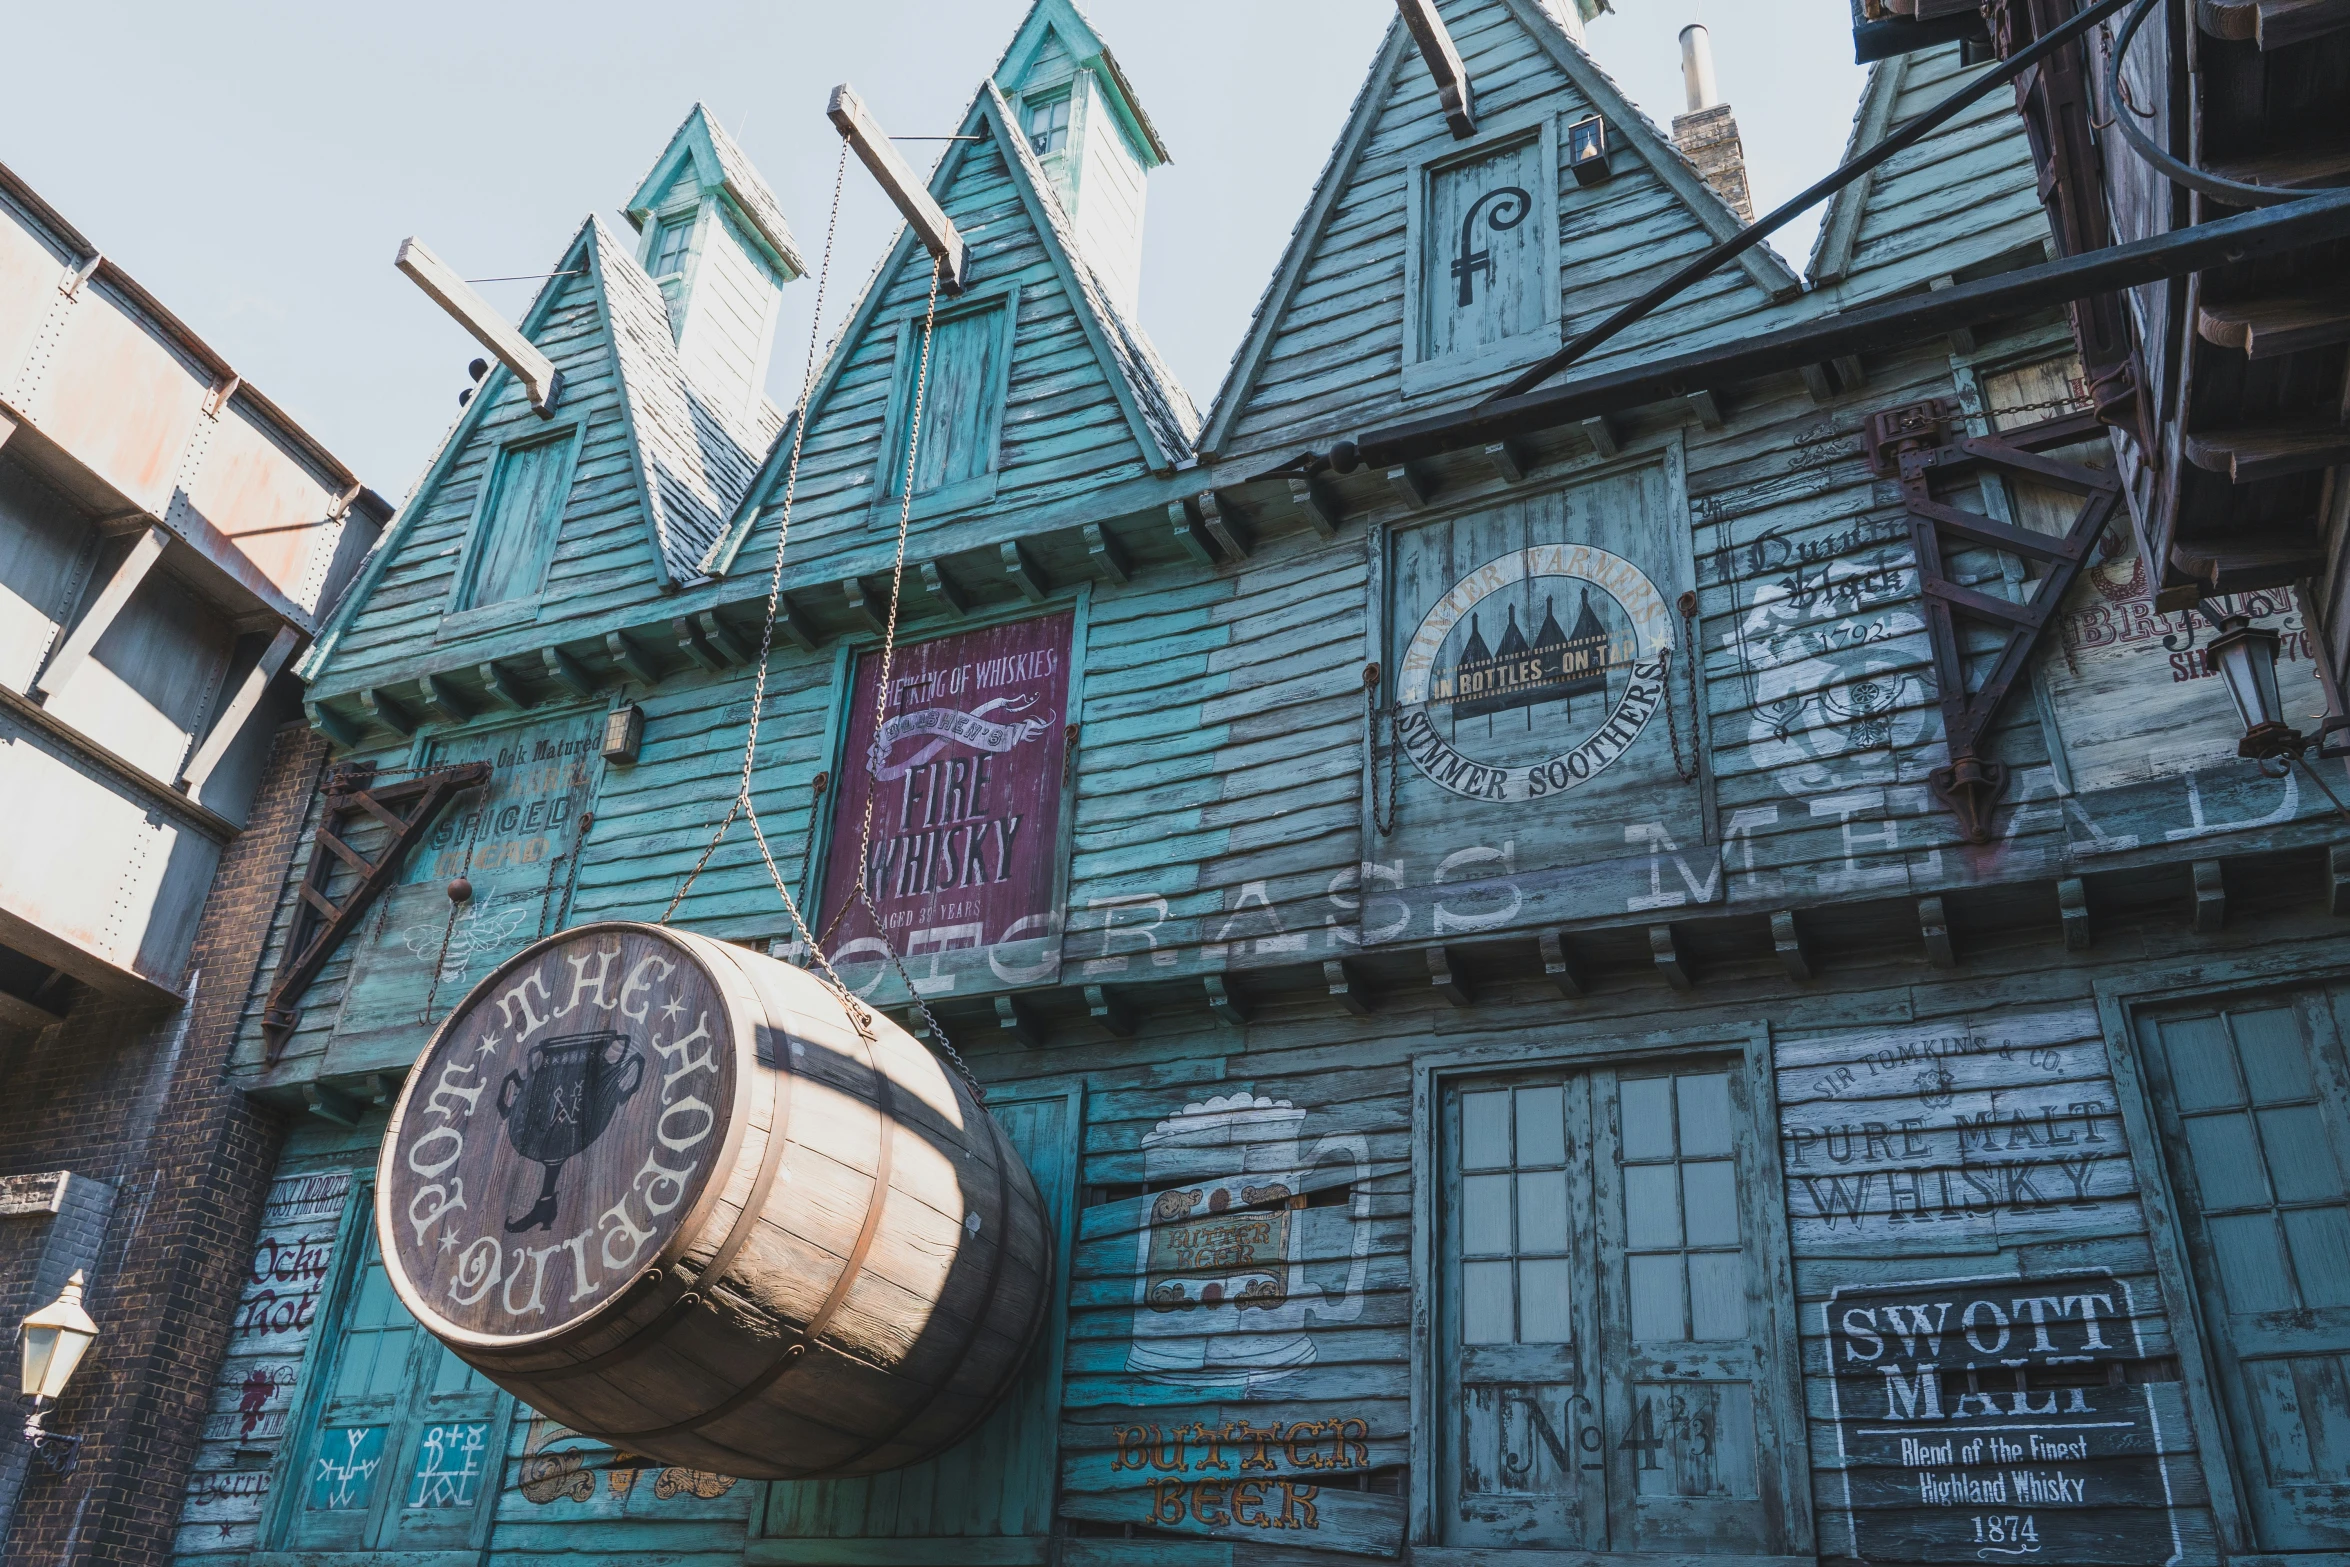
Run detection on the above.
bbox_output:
[376,921,1051,1479]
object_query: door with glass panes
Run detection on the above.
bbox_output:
[2133,990,2350,1551]
[277,1187,512,1553]
[1440,1057,1801,1554]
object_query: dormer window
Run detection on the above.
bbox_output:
[1025,93,1070,157]
[648,213,694,279]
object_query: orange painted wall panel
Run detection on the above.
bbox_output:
[184,405,337,607]
[36,290,207,512]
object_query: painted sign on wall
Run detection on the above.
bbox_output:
[1060,1414,1406,1558]
[1126,1094,1372,1393]
[1825,1270,2180,1565]
[819,610,1073,998]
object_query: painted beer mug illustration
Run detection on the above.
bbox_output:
[496,1031,644,1232]
[1126,1093,1371,1391]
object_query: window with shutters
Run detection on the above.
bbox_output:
[269,1178,515,1554]
[1424,1042,1808,1559]
[1402,111,1562,396]
[875,287,1018,516]
[449,426,580,616]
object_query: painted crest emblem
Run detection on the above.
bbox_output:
[1396,544,1675,802]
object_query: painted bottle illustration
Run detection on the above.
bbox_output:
[1125,1094,1371,1392]
[496,1031,644,1233]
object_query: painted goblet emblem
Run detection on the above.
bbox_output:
[496,1031,644,1233]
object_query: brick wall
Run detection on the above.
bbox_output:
[0,722,326,1567]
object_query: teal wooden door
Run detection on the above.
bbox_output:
[280,1204,511,1553]
[755,1086,1082,1556]
[2138,993,2350,1550]
[1441,1062,1791,1554]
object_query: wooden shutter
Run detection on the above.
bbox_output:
[464,433,574,609]
[898,298,1010,501]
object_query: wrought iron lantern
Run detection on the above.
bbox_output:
[19,1270,97,1474]
[1566,114,1612,186]
[2204,613,2302,760]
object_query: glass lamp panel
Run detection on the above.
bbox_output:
[2213,623,2284,732]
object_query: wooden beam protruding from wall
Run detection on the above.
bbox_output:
[605,631,660,687]
[1002,539,1051,602]
[1205,974,1253,1027]
[1289,474,1341,538]
[359,687,416,738]
[698,611,757,666]
[180,624,302,794]
[1649,925,1693,992]
[1170,498,1216,566]
[676,617,727,673]
[1581,416,1620,458]
[1325,959,1374,1017]
[479,660,535,711]
[1197,492,1252,560]
[542,646,596,700]
[828,83,969,292]
[1770,911,1812,982]
[417,673,474,725]
[2332,845,2350,916]
[1539,932,1585,998]
[843,580,889,637]
[1085,523,1132,585]
[32,524,170,701]
[1387,464,1433,510]
[1396,0,1478,138]
[1919,896,1956,967]
[1428,945,1472,1007]
[773,597,820,654]
[395,238,561,413]
[2059,877,2091,950]
[920,560,969,616]
[1483,440,1530,484]
[995,994,1045,1048]
[1085,984,1136,1037]
[2192,860,2227,932]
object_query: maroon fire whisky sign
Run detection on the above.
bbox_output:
[817,611,1073,996]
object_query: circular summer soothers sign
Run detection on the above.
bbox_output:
[379,925,740,1342]
[1395,543,1675,803]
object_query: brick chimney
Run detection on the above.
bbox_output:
[1671,25,1755,223]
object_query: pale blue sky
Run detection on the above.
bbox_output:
[0,1,1864,496]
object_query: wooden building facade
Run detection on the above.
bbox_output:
[146,4,2350,1567]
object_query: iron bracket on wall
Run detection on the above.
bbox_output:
[260,759,491,1064]
[1869,400,2123,842]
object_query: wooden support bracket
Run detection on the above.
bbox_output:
[1197,492,1251,561]
[2059,877,2091,950]
[360,687,416,737]
[1649,925,1693,992]
[829,84,968,291]
[2332,845,2350,917]
[1580,416,1620,458]
[181,624,303,793]
[1170,498,1217,566]
[417,673,473,725]
[1002,539,1050,603]
[675,617,725,673]
[1396,0,1478,138]
[1427,945,1472,1007]
[478,660,533,710]
[1289,474,1341,538]
[843,580,889,637]
[1801,363,1836,406]
[1539,932,1585,998]
[33,524,169,701]
[1387,464,1432,510]
[1325,959,1374,1017]
[1204,974,1253,1027]
[604,631,659,686]
[1919,896,1956,968]
[542,646,596,699]
[1085,522,1131,585]
[303,1081,363,1128]
[1684,390,1726,430]
[1770,911,1813,982]
[2192,860,2227,933]
[1085,984,1136,1037]
[395,238,561,412]
[995,994,1045,1048]
[697,611,757,666]
[261,760,492,1063]
[1483,440,1529,484]
[920,560,969,616]
[305,699,362,749]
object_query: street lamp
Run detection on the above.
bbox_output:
[20,1270,97,1474]
[2203,614,2303,759]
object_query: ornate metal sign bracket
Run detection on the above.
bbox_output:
[260,758,492,1063]
[1868,398,2123,842]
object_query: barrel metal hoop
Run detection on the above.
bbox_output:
[605,1043,897,1446]
[821,1088,1023,1471]
[529,1034,800,1386]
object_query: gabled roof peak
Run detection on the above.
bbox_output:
[625,103,806,279]
[991,0,1171,168]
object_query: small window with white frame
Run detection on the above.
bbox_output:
[1025,92,1071,157]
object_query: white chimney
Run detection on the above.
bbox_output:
[1679,24,1721,112]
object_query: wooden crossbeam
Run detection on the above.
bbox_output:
[1396,0,1478,138]
[395,238,560,413]
[828,84,968,292]
[261,760,491,1062]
